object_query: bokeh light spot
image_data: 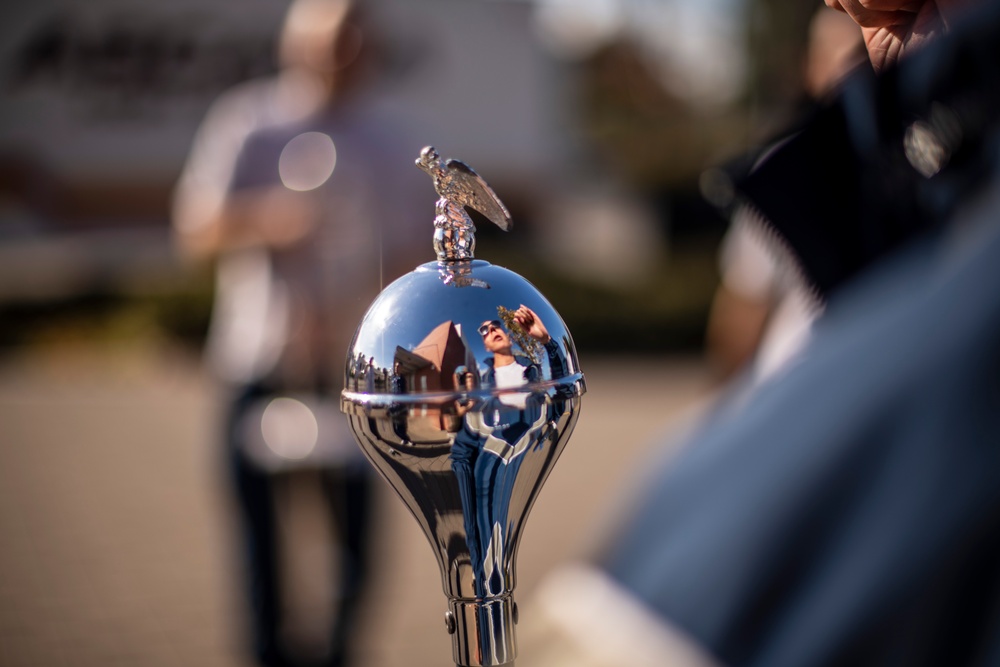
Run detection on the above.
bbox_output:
[260,397,319,460]
[279,131,337,191]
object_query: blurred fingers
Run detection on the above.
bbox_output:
[836,0,925,27]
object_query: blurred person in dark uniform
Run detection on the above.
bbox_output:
[172,1,424,665]
[706,5,864,385]
[519,1,1000,666]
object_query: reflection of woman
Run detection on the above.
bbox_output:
[475,305,561,463]
[449,304,574,660]
[479,305,554,391]
[449,305,566,592]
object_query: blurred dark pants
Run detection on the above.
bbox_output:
[225,383,372,667]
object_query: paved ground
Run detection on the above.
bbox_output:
[0,342,714,667]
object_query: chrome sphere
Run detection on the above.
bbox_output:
[341,257,584,667]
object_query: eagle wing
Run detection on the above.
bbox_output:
[444,158,513,232]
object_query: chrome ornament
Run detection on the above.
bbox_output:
[415,145,512,262]
[341,147,585,666]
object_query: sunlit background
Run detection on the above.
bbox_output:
[0,0,826,665]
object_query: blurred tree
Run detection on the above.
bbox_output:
[576,37,751,189]
[743,0,817,134]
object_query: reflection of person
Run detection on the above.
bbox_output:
[453,308,551,543]
[172,1,422,666]
[448,305,570,658]
[520,1,1000,665]
[472,305,572,460]
[449,306,561,661]
[390,362,407,394]
[480,305,564,393]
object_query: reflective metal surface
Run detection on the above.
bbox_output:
[341,148,584,666]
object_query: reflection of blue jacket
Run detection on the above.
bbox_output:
[482,354,538,387]
[450,339,571,601]
[450,401,545,597]
[481,339,565,387]
[450,423,512,599]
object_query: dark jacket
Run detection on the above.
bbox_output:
[602,3,1000,666]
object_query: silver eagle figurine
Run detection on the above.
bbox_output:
[416,146,512,262]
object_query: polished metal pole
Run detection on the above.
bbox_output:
[341,147,584,667]
[447,596,517,666]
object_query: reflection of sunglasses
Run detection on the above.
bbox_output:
[478,320,504,337]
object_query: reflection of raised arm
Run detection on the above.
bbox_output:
[513,305,551,345]
[516,304,573,382]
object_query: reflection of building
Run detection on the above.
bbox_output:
[394,320,476,394]
[392,320,477,438]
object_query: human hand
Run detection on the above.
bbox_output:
[514,305,551,344]
[825,0,970,71]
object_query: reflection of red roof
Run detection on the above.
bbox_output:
[414,321,463,370]
[404,320,472,391]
